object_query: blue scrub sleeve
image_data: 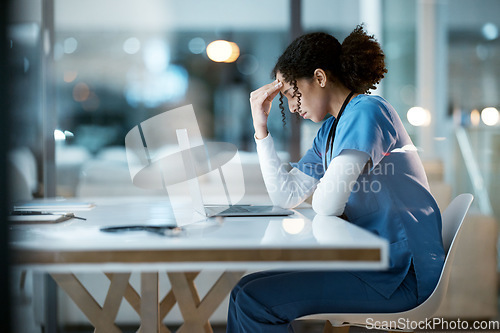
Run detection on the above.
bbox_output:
[331,99,398,170]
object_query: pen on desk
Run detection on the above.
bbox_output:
[11,211,87,221]
[64,213,87,221]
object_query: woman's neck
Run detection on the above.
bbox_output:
[329,85,357,118]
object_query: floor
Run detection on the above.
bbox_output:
[12,292,500,333]
[52,323,375,333]
[55,322,500,333]
[11,270,500,333]
[13,315,500,333]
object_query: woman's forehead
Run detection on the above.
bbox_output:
[276,72,292,90]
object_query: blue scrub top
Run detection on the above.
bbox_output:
[291,94,445,303]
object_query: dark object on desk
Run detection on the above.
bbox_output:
[100,225,184,236]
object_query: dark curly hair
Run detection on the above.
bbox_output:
[278,80,302,125]
[272,24,387,124]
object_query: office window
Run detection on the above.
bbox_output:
[300,0,418,151]
[7,1,45,201]
[446,0,500,221]
[7,0,499,226]
[300,0,363,155]
[50,0,290,196]
[381,0,417,133]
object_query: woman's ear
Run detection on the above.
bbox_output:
[313,69,327,88]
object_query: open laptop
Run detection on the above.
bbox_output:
[176,129,294,217]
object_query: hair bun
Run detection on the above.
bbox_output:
[339,25,387,93]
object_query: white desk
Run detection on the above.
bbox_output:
[10,197,388,333]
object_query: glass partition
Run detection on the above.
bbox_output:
[7,0,500,225]
[52,0,290,197]
[7,1,44,201]
[446,0,500,220]
[300,0,363,155]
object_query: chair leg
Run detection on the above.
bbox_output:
[323,321,350,333]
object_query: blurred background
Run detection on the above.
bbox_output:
[7,0,500,214]
[6,0,500,331]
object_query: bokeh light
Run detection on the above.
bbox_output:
[206,40,240,63]
[470,109,480,126]
[143,39,169,73]
[482,22,499,41]
[407,107,431,126]
[188,37,206,54]
[481,107,499,126]
[64,70,78,83]
[64,37,78,54]
[124,65,188,108]
[73,82,90,102]
[123,37,141,55]
[237,54,259,75]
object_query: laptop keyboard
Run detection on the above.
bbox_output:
[218,205,273,213]
[222,205,252,213]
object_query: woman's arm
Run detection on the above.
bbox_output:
[312,149,370,215]
[256,132,369,213]
[250,80,317,208]
[248,80,369,213]
[249,80,283,140]
[255,133,318,208]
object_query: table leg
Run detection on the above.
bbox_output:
[168,271,245,333]
[51,273,126,333]
[52,270,244,333]
[105,273,171,333]
[101,273,131,328]
[140,272,160,333]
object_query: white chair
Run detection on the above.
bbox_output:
[297,193,474,333]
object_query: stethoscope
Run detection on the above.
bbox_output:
[324,91,355,171]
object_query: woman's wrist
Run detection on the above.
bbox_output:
[254,124,268,140]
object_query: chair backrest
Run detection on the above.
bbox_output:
[441,193,474,254]
[412,193,473,316]
[369,193,474,321]
[295,194,474,328]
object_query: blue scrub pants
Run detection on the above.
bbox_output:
[227,269,418,333]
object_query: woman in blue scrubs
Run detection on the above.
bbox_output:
[227,25,444,332]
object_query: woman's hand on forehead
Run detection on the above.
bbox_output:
[256,80,283,99]
[249,80,283,106]
[249,80,283,139]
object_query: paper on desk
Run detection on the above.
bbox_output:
[13,201,95,211]
[8,214,73,224]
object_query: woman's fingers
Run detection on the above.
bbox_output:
[250,80,283,104]
[266,81,283,101]
[250,80,283,133]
